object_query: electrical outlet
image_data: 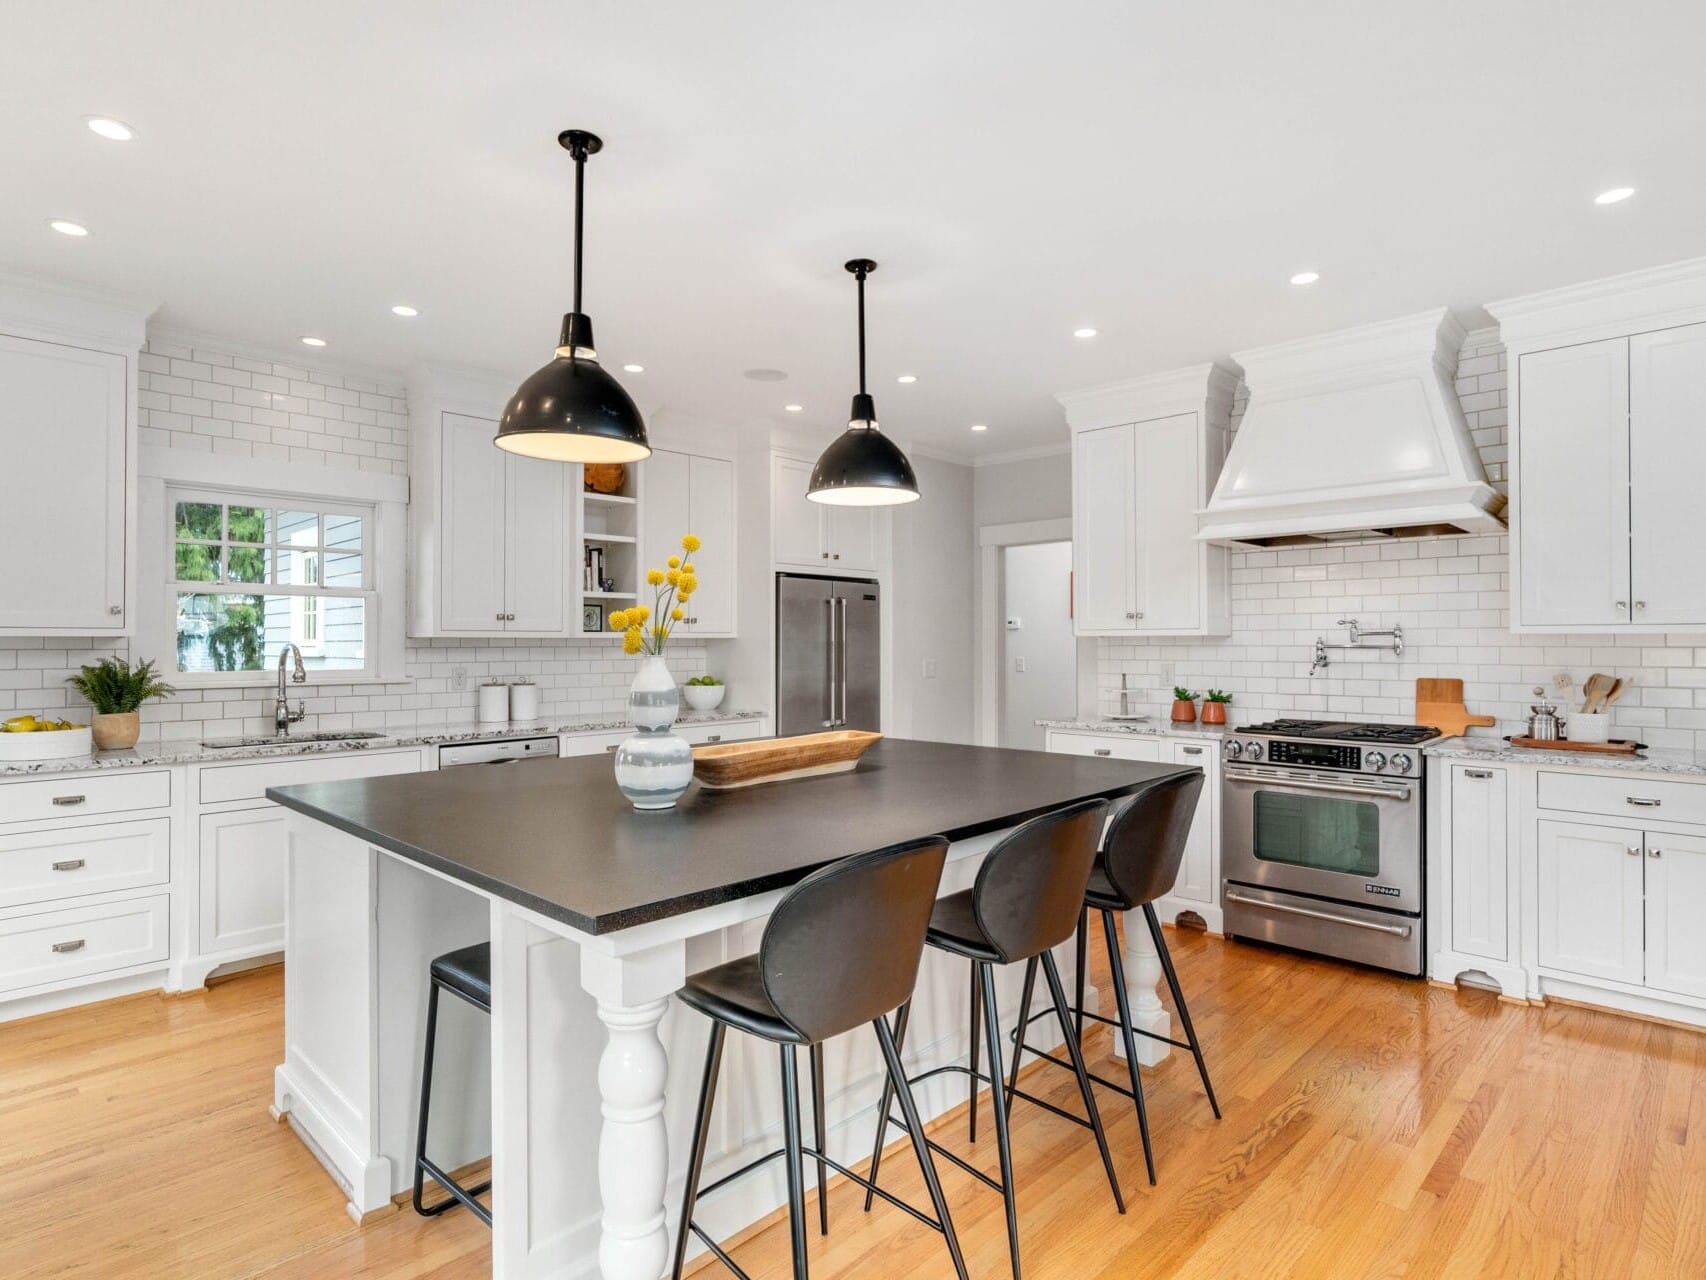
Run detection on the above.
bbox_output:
[1014,656,1028,673]
[922,658,939,680]
[452,666,468,692]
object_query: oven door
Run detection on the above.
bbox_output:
[1222,763,1421,913]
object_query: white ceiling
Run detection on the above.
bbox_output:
[4,1,1705,459]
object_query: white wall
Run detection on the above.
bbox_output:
[973,449,1071,527]
[890,454,975,742]
[999,541,1075,748]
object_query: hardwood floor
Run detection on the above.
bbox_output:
[5,924,1704,1278]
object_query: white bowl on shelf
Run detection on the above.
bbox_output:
[682,683,726,712]
[0,725,94,762]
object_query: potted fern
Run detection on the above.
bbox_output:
[66,658,173,750]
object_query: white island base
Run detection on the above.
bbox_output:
[271,811,1176,1279]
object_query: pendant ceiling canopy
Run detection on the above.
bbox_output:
[807,258,920,506]
[496,129,650,464]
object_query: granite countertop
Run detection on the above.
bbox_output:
[1037,718,1233,743]
[1425,736,1706,778]
[0,710,769,778]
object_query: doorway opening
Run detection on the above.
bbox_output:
[998,540,1076,749]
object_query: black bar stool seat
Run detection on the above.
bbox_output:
[413,941,494,1226]
[677,955,809,1044]
[431,941,492,1010]
[1082,855,1124,910]
[922,890,1002,962]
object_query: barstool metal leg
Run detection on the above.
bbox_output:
[872,1015,971,1280]
[779,1044,811,1280]
[967,962,982,1142]
[1144,903,1221,1118]
[1074,909,1089,1046]
[809,1043,829,1235]
[979,962,1023,1280]
[1103,908,1157,1185]
[861,1001,911,1211]
[671,1021,727,1280]
[1005,956,1038,1121]
[411,979,443,1217]
[1040,951,1125,1213]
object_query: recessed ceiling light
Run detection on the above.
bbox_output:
[970,423,989,433]
[48,219,89,237]
[1289,271,1320,285]
[744,368,788,382]
[85,116,134,142]
[1594,186,1636,205]
[622,363,644,373]
[300,336,327,348]
[784,403,804,413]
[1073,327,1098,339]
[390,304,418,317]
[897,374,917,384]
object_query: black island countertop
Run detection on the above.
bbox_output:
[267,738,1193,935]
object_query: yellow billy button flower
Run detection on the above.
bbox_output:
[681,533,701,554]
[680,575,699,595]
[667,555,681,569]
[632,604,650,622]
[666,568,681,586]
[622,628,643,655]
[652,624,667,640]
[679,562,694,575]
[646,568,665,587]
[672,607,684,621]
[608,610,628,631]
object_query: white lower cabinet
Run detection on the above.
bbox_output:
[1166,739,1217,911]
[0,895,170,995]
[1639,830,1706,1000]
[1536,819,1646,985]
[198,808,288,955]
[1448,765,1510,963]
[1045,730,1163,763]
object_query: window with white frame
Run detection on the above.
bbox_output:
[167,488,375,680]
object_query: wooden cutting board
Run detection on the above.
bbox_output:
[1415,677,1497,737]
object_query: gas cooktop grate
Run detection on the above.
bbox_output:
[1233,719,1441,745]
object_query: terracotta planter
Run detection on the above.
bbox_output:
[1171,699,1198,724]
[1201,701,1228,725]
[91,711,141,751]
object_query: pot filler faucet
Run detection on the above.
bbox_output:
[1310,618,1404,676]
[275,644,307,734]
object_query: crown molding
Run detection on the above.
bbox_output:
[0,268,156,350]
[1488,255,1706,352]
[971,442,1070,469]
[1056,360,1241,431]
[148,323,414,389]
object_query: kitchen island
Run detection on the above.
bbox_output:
[267,738,1190,1280]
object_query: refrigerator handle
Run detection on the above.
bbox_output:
[835,595,848,728]
[823,597,838,727]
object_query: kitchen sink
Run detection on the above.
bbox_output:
[200,730,392,749]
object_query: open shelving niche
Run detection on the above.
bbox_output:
[577,470,643,637]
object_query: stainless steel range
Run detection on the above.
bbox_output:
[1220,719,1442,975]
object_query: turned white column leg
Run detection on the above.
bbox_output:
[1112,908,1170,1067]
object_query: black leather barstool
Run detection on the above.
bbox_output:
[863,798,1124,1280]
[1011,770,1219,1186]
[412,941,494,1225]
[672,836,969,1280]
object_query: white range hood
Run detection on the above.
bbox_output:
[1197,309,1506,547]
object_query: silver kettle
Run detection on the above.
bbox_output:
[1526,686,1564,741]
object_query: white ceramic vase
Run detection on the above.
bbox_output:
[614,655,694,810]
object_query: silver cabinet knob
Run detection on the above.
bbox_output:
[1125,611,1137,620]
[1650,847,1663,858]
[1616,601,1627,610]
[832,553,840,560]
[1627,845,1641,857]
[108,605,122,615]
[1635,601,1647,611]
[821,551,829,559]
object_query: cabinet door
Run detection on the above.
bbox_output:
[1449,765,1509,962]
[641,448,692,580]
[687,454,736,634]
[1536,819,1644,984]
[1135,413,1201,632]
[504,453,571,633]
[0,335,127,631]
[198,807,287,956]
[1645,830,1706,999]
[439,413,508,631]
[1073,424,1136,633]
[827,505,878,574]
[771,455,825,567]
[1516,340,1629,627]
[1630,324,1706,626]
[1167,740,1216,902]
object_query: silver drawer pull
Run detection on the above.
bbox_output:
[1463,769,1493,779]
[1224,889,1412,937]
[1182,746,1204,755]
[52,939,86,954]
[706,734,722,743]
[51,859,86,872]
[605,744,618,753]
[52,795,87,807]
[1626,796,1662,808]
[1093,748,1111,757]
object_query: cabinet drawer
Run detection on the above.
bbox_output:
[1046,732,1164,762]
[0,770,171,826]
[1536,771,1706,827]
[679,722,765,747]
[560,730,628,759]
[199,748,420,805]
[0,894,170,994]
[0,817,171,910]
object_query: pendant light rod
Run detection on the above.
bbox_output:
[846,258,876,396]
[559,130,603,330]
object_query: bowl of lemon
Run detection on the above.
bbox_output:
[0,715,94,763]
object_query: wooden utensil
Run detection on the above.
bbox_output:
[692,730,882,789]
[1603,678,1627,706]
[1582,673,1616,713]
[1415,677,1497,737]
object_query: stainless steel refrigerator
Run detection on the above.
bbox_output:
[776,574,880,735]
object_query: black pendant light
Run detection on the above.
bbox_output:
[806,258,920,506]
[496,130,650,464]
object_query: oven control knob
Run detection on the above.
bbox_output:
[1390,753,1413,774]
[1364,751,1387,772]
[1244,741,1264,761]
[1224,740,1243,759]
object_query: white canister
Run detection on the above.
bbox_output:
[509,680,539,722]
[477,682,509,723]
[1570,711,1612,743]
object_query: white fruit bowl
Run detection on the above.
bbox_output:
[0,726,94,762]
[682,683,726,712]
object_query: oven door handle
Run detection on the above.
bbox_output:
[1222,767,1410,801]
[1224,889,1413,937]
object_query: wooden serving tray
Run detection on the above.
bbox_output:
[692,730,882,790]
[1505,736,1645,755]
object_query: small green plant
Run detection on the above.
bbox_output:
[65,657,174,715]
[1173,687,1199,702]
[685,675,723,687]
[1205,689,1232,703]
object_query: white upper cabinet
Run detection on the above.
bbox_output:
[641,448,737,637]
[0,286,147,636]
[504,449,572,634]
[770,453,878,576]
[1060,365,1233,637]
[437,412,508,631]
[1492,259,1706,631]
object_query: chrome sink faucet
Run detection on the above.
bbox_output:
[275,644,307,734]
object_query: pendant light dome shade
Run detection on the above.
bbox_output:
[807,259,919,506]
[496,130,649,464]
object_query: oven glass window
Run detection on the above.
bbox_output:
[1252,791,1380,877]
